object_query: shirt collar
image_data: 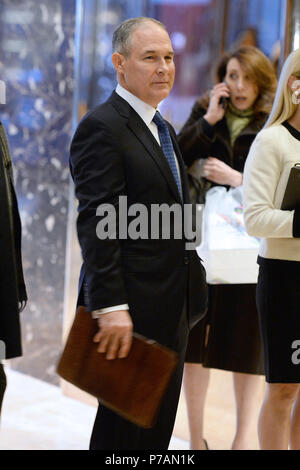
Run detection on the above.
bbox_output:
[116,84,157,126]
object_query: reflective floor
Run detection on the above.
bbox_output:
[0,367,264,450]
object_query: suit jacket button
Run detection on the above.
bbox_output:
[184,256,189,265]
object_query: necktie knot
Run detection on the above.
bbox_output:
[152,111,166,130]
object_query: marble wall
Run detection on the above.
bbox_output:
[0,0,76,384]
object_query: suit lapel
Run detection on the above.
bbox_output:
[110,92,183,204]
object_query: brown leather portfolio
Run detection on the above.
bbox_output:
[56,306,178,429]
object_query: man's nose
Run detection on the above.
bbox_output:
[157,58,168,73]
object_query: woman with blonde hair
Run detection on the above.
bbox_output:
[178,46,277,450]
[243,48,300,450]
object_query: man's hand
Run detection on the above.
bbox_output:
[203,157,243,187]
[93,310,133,360]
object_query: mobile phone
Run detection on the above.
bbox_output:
[219,81,230,108]
[219,96,229,108]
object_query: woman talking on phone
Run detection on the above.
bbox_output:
[178,46,277,450]
[243,48,300,450]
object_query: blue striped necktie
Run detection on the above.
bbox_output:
[153,111,182,199]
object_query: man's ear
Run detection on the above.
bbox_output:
[112,52,126,73]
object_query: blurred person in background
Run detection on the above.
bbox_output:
[231,27,258,50]
[243,48,300,450]
[0,119,27,418]
[178,46,277,450]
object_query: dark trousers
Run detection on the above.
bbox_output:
[89,304,189,450]
[0,363,6,417]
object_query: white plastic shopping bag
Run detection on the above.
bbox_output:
[197,185,260,284]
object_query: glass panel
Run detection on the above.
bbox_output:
[226,0,282,58]
[0,0,76,384]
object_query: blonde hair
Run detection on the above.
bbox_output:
[265,48,300,128]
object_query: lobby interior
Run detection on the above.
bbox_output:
[0,0,296,451]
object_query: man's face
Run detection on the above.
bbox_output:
[113,22,175,108]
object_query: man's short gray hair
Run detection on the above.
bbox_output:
[112,17,167,57]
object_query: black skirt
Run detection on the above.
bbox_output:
[185,283,265,375]
[256,256,300,383]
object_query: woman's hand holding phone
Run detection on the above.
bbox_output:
[204,82,230,126]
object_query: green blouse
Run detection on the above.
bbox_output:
[225,102,254,146]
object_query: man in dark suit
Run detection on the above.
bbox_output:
[69,17,207,450]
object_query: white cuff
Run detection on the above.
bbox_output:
[91,304,129,318]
